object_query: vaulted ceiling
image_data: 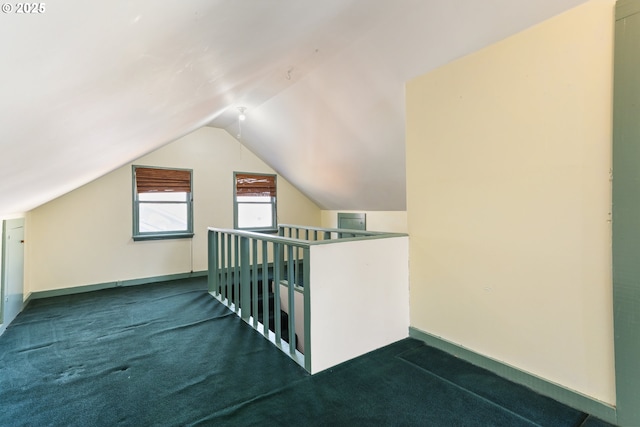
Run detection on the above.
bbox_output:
[0,0,588,216]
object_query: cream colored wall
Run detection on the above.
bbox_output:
[25,127,320,293]
[320,210,407,233]
[406,0,615,404]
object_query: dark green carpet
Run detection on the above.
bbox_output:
[0,277,613,426]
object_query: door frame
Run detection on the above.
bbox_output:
[612,1,640,424]
[0,221,5,325]
[0,218,25,336]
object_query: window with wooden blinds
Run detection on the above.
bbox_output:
[234,172,277,231]
[135,167,191,193]
[132,165,194,241]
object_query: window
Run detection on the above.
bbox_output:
[132,166,193,241]
[234,172,277,231]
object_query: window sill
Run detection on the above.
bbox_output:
[133,232,194,242]
[236,228,278,234]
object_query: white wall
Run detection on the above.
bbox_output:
[25,127,321,294]
[320,210,407,233]
[309,236,409,374]
[406,0,615,404]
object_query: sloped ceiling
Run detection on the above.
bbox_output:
[0,0,588,216]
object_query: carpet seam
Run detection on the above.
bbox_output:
[396,356,543,427]
[187,379,309,426]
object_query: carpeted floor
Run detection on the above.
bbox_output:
[0,277,613,426]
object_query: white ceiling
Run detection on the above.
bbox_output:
[0,0,588,216]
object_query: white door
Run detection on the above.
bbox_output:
[2,218,24,330]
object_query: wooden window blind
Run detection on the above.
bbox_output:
[235,173,276,197]
[135,167,191,193]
